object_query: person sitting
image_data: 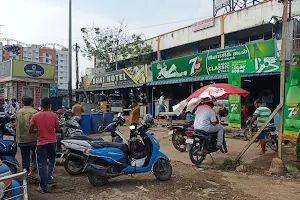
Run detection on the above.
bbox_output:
[194,101,225,152]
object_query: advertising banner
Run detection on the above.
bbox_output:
[283,55,300,140]
[12,60,54,80]
[50,84,58,97]
[152,40,276,81]
[228,66,242,128]
[82,65,147,89]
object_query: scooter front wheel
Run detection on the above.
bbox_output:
[88,171,108,187]
[153,159,172,181]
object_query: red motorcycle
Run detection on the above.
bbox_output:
[168,122,194,152]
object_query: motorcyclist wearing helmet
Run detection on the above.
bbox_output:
[194,101,225,152]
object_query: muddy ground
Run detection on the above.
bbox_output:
[24,126,300,200]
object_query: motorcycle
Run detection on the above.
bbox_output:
[0,161,22,200]
[56,116,85,158]
[264,123,278,152]
[168,121,194,152]
[186,130,228,166]
[85,114,172,187]
[60,114,125,175]
[244,117,258,141]
[0,114,19,174]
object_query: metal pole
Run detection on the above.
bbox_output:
[278,0,289,159]
[75,43,79,90]
[68,0,73,107]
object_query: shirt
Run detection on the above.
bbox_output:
[129,106,140,124]
[72,104,84,117]
[30,111,59,146]
[159,96,165,105]
[9,103,19,115]
[4,102,11,113]
[16,106,37,143]
[194,105,217,131]
[253,106,271,128]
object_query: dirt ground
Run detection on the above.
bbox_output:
[24,126,300,200]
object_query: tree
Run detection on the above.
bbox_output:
[81,22,153,72]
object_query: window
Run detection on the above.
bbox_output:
[46,58,49,63]
[46,53,49,57]
[0,84,4,96]
[23,87,35,100]
[7,86,14,100]
[40,88,49,101]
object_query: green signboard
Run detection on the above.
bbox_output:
[283,55,300,141]
[152,40,276,81]
[228,62,242,128]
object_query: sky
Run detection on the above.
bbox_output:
[0,0,213,87]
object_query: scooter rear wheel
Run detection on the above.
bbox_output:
[88,171,108,187]
[153,159,172,181]
[64,156,85,175]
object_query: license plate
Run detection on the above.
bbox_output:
[3,135,14,141]
[186,138,194,144]
[168,130,173,136]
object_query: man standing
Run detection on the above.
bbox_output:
[194,101,225,152]
[16,96,38,179]
[129,101,140,126]
[4,99,11,114]
[248,99,271,155]
[30,98,61,193]
[9,98,19,115]
[72,101,84,117]
[158,92,166,113]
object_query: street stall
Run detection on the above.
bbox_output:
[0,60,54,107]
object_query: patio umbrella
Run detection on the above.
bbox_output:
[172,83,249,116]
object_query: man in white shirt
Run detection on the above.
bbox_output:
[194,101,224,151]
[158,92,167,113]
[9,98,20,115]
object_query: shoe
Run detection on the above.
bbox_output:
[47,177,55,185]
[36,187,47,194]
[216,145,225,153]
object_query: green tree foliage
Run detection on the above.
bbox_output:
[81,22,153,72]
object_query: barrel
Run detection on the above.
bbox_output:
[103,112,115,127]
[91,112,104,133]
[80,113,91,134]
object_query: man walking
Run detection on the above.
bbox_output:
[30,98,61,193]
[72,101,84,117]
[248,99,271,155]
[16,96,38,179]
[4,99,11,114]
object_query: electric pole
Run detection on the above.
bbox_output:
[74,43,80,102]
[68,0,73,108]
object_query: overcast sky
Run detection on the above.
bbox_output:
[0,0,213,87]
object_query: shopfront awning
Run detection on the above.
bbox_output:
[75,83,144,92]
[147,74,228,86]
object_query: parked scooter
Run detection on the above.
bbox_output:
[60,114,125,175]
[168,121,194,152]
[186,130,228,165]
[85,114,172,187]
[0,114,19,174]
[0,161,22,200]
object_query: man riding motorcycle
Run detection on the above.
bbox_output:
[194,101,225,152]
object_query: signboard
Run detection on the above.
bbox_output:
[152,40,277,81]
[85,67,106,76]
[283,54,300,140]
[214,0,230,11]
[192,18,215,32]
[228,69,242,128]
[82,65,146,89]
[50,84,58,97]
[0,61,11,77]
[12,60,54,80]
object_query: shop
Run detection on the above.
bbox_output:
[79,65,150,114]
[0,60,54,108]
[148,39,281,121]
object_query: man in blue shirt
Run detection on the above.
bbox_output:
[4,99,11,114]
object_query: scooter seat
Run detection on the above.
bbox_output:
[90,141,128,154]
[194,130,217,136]
[70,135,103,141]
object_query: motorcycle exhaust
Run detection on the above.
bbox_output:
[88,164,123,177]
[68,152,86,161]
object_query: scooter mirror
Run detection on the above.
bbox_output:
[129,125,136,130]
[117,113,121,118]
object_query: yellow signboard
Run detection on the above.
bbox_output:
[12,60,54,80]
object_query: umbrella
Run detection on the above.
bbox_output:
[173,83,249,116]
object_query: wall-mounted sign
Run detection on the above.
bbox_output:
[24,63,45,77]
[12,60,54,80]
[82,65,147,89]
[192,18,215,32]
[152,40,277,81]
[50,84,58,97]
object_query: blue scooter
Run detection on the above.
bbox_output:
[85,114,172,186]
[0,160,22,200]
[0,113,19,174]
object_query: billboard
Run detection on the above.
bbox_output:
[82,65,147,89]
[12,60,54,80]
[0,61,11,77]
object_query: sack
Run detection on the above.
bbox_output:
[129,139,148,159]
